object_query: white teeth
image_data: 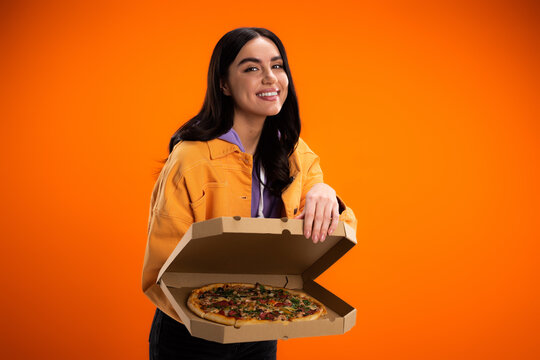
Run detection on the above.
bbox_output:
[257,91,278,97]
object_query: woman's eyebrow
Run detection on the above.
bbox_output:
[237,56,282,67]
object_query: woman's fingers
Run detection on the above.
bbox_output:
[302,199,316,240]
[311,202,325,243]
[328,202,340,235]
[296,183,340,243]
[296,202,338,242]
[317,202,334,243]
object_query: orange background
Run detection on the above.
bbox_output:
[1,0,538,359]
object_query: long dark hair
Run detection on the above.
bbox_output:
[167,27,301,196]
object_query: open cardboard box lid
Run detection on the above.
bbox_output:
[157,216,357,343]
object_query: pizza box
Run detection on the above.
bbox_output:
[156,216,357,343]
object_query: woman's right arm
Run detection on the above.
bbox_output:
[141,153,194,322]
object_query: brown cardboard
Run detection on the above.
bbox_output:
[157,216,357,343]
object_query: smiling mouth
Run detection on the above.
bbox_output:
[256,90,280,97]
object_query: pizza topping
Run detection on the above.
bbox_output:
[215,300,229,308]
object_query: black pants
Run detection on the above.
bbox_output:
[149,308,278,360]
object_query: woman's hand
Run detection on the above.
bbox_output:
[294,183,339,243]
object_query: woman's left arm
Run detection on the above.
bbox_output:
[294,143,357,243]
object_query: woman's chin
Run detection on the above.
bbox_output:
[263,105,283,116]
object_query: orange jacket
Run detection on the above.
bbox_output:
[142,137,357,322]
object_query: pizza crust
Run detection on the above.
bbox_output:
[204,311,236,326]
[187,292,206,319]
[234,318,287,328]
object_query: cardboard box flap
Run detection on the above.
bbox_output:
[158,217,356,281]
[302,223,356,281]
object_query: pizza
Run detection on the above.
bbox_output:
[187,282,327,328]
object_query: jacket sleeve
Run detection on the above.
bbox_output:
[299,145,357,232]
[141,154,194,322]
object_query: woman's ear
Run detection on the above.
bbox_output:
[220,79,231,96]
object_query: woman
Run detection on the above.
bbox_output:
[142,27,357,360]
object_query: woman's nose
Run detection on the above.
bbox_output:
[262,68,277,83]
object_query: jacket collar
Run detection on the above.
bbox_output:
[207,138,300,177]
[207,138,242,159]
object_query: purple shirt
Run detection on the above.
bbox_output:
[218,129,282,218]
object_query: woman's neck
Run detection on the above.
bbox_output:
[232,114,265,155]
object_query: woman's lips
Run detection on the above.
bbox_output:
[256,89,280,101]
[257,95,279,101]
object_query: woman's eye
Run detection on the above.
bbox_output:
[244,64,284,72]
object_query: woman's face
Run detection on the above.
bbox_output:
[221,37,289,121]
